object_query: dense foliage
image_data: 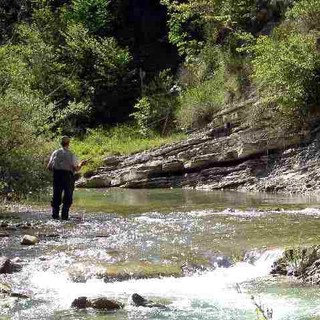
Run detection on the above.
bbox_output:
[0,0,319,196]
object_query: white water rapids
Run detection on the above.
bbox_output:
[10,248,317,320]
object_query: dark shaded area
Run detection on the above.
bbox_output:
[0,0,32,43]
[90,0,180,125]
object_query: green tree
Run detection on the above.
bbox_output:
[251,0,320,129]
[66,0,111,33]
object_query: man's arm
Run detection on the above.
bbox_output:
[73,159,88,172]
[72,153,88,172]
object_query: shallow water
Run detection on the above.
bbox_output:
[2,189,320,320]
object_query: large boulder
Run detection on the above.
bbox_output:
[0,257,22,273]
[21,235,38,245]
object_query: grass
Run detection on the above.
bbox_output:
[72,125,186,175]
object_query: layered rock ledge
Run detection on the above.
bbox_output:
[77,107,320,194]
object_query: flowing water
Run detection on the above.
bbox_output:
[1,189,320,320]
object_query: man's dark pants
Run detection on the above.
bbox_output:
[51,169,75,220]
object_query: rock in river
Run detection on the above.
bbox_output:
[131,293,167,309]
[0,257,14,274]
[71,296,123,310]
[21,235,38,245]
[0,257,22,273]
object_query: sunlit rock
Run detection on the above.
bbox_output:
[77,123,316,192]
[21,235,38,245]
[184,154,219,170]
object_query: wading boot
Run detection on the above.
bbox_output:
[61,207,69,221]
[52,208,59,220]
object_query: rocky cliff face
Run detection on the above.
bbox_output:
[77,117,320,193]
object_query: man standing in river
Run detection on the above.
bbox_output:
[47,136,87,220]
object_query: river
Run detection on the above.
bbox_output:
[1,189,320,319]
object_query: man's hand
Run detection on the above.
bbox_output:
[79,159,88,167]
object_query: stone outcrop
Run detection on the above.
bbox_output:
[76,119,319,193]
[74,99,320,193]
[71,296,123,310]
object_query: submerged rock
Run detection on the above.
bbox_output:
[21,235,38,245]
[71,296,123,310]
[68,261,183,283]
[10,291,30,299]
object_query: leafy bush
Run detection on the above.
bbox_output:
[66,0,111,33]
[131,70,179,136]
[286,0,320,32]
[251,1,320,129]
[161,0,257,59]
[0,89,53,196]
[176,44,248,129]
[177,68,225,129]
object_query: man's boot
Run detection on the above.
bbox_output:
[52,207,59,220]
[61,207,69,220]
